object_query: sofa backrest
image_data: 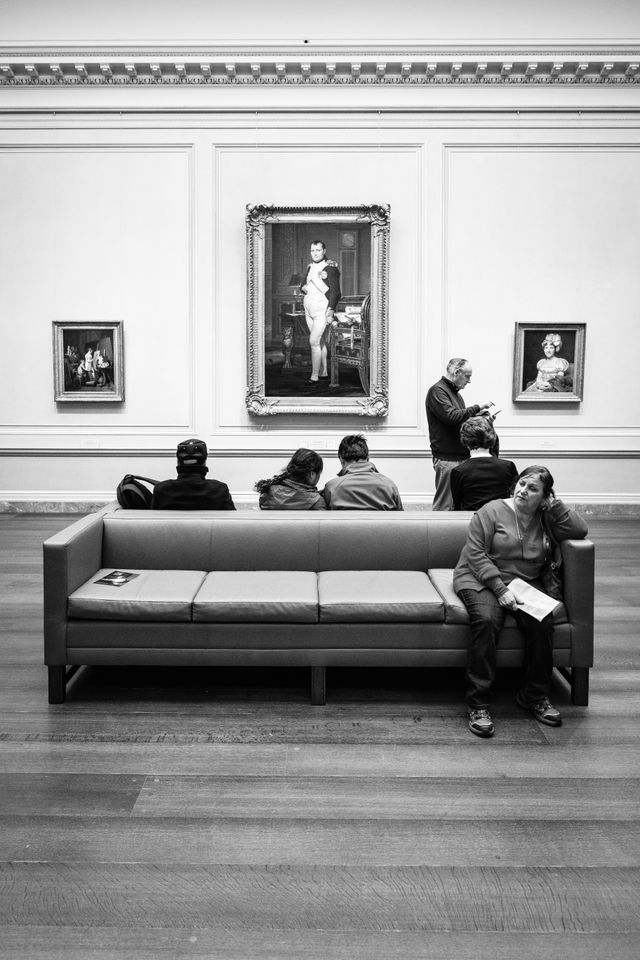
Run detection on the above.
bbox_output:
[101,511,473,572]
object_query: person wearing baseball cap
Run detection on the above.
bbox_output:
[151,438,235,510]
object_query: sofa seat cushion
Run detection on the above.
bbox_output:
[428,568,569,626]
[193,571,319,623]
[427,569,470,624]
[68,569,206,621]
[318,570,444,623]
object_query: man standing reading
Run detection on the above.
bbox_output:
[426,358,493,511]
[301,240,341,385]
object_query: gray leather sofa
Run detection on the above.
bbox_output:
[43,508,594,705]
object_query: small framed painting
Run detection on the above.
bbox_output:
[513,323,586,403]
[53,320,124,402]
[245,203,390,416]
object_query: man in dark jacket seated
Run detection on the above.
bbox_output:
[151,438,236,511]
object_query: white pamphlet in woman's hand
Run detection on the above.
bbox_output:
[509,578,562,621]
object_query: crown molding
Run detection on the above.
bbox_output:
[1,42,640,87]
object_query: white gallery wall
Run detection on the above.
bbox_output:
[1,0,639,507]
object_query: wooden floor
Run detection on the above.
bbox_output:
[1,514,639,960]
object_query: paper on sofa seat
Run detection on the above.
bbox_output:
[68,569,206,621]
[508,578,562,621]
[94,570,139,587]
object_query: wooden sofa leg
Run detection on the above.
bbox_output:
[310,666,326,705]
[48,665,66,704]
[571,667,589,706]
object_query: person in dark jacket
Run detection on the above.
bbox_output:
[151,438,235,511]
[451,417,518,512]
[426,358,494,510]
[255,448,326,510]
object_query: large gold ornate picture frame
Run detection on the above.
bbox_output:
[245,203,390,416]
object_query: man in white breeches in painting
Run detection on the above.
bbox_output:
[300,240,341,385]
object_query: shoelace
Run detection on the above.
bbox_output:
[471,709,491,720]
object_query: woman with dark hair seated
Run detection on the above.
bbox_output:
[450,416,518,511]
[454,464,588,738]
[255,448,327,510]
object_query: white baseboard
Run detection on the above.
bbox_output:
[2,491,640,515]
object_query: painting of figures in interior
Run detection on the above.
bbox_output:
[245,203,390,416]
[53,320,124,402]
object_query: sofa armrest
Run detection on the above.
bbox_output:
[560,538,595,668]
[43,511,105,665]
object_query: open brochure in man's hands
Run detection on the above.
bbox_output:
[509,578,562,621]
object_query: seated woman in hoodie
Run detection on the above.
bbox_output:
[255,448,327,510]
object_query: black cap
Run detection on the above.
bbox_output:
[176,438,208,466]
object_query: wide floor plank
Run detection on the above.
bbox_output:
[1,773,638,820]
[1,863,639,932]
[1,740,639,778]
[1,927,638,960]
[2,816,640,867]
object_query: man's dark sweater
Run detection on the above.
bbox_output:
[425,376,482,460]
[151,466,235,511]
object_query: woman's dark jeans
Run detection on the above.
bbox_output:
[458,587,554,708]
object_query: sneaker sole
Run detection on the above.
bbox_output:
[468,723,494,738]
[536,715,562,727]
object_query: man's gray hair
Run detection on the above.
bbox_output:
[446,358,469,376]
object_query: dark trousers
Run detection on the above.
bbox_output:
[458,587,554,708]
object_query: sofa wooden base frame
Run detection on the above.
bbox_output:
[43,508,595,707]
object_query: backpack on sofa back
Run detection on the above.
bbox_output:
[116,474,159,509]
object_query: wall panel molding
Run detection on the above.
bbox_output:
[0,141,197,434]
[212,141,425,432]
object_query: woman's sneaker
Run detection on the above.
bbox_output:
[515,691,562,726]
[468,707,494,738]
